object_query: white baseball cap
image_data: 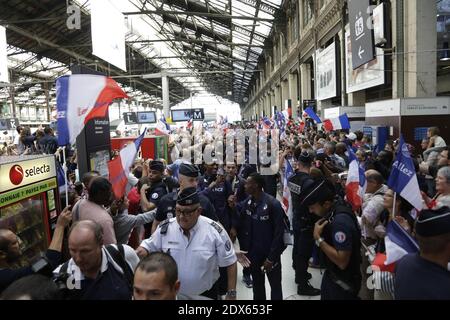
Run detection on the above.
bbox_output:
[346,132,357,141]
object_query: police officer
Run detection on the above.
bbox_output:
[140,160,169,212]
[226,162,252,288]
[197,160,218,192]
[394,206,450,300]
[151,163,218,234]
[288,150,320,296]
[302,179,362,300]
[137,187,238,300]
[233,172,285,300]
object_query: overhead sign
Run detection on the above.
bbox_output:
[123,112,138,125]
[401,97,450,116]
[348,0,375,69]
[0,26,8,83]
[91,0,126,71]
[137,111,156,124]
[346,4,385,93]
[171,108,205,122]
[316,42,337,101]
[0,156,57,193]
[0,118,19,130]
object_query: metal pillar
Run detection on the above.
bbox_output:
[162,74,170,119]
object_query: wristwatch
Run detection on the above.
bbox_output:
[315,237,325,247]
[226,289,237,298]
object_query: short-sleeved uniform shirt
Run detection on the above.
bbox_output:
[140,216,237,296]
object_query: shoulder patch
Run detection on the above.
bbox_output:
[225,240,232,251]
[334,231,347,244]
[288,182,302,195]
[151,192,159,200]
[210,221,223,234]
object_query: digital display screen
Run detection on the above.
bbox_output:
[171,108,204,122]
[89,150,110,177]
[137,111,156,124]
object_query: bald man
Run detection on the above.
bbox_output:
[53,220,139,300]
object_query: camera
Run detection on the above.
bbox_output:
[30,253,54,277]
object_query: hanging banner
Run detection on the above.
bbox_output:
[0,26,9,83]
[91,0,127,71]
[346,4,385,93]
[316,42,337,101]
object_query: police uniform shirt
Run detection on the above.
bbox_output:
[288,172,315,230]
[140,216,237,296]
[394,253,450,300]
[155,191,218,222]
[202,181,233,227]
[238,193,286,263]
[146,181,168,206]
[321,210,361,283]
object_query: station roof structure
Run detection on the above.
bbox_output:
[0,0,284,109]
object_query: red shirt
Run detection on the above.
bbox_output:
[127,187,141,215]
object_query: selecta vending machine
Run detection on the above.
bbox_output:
[0,155,60,265]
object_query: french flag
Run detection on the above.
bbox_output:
[282,159,295,223]
[108,129,147,199]
[155,116,170,136]
[186,116,193,130]
[262,117,273,129]
[323,114,351,131]
[345,147,367,211]
[384,220,419,265]
[56,75,128,146]
[387,135,423,210]
[304,107,322,123]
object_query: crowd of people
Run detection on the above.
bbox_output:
[0,118,449,300]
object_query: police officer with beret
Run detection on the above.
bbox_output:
[140,160,169,212]
[395,206,450,300]
[151,163,218,234]
[302,179,362,300]
[232,172,286,300]
[288,150,321,296]
[137,187,238,300]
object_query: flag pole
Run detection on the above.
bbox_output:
[62,146,69,207]
[392,192,397,219]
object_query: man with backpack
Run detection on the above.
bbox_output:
[302,179,362,300]
[231,172,286,300]
[53,220,139,300]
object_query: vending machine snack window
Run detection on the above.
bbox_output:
[0,155,60,265]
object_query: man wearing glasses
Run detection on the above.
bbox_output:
[136,187,237,300]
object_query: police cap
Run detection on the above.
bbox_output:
[179,163,200,178]
[177,187,200,206]
[301,179,336,206]
[415,206,450,237]
[149,160,165,172]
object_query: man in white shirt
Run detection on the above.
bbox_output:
[136,187,237,300]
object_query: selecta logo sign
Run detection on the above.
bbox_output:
[9,165,24,185]
[2,160,55,191]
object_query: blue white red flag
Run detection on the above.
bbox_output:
[304,107,322,123]
[345,147,367,210]
[323,113,351,131]
[384,220,419,265]
[387,135,423,210]
[56,75,128,145]
[108,129,147,199]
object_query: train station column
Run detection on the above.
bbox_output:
[300,63,312,101]
[405,0,437,97]
[288,72,298,119]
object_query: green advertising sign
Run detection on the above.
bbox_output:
[0,178,57,207]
